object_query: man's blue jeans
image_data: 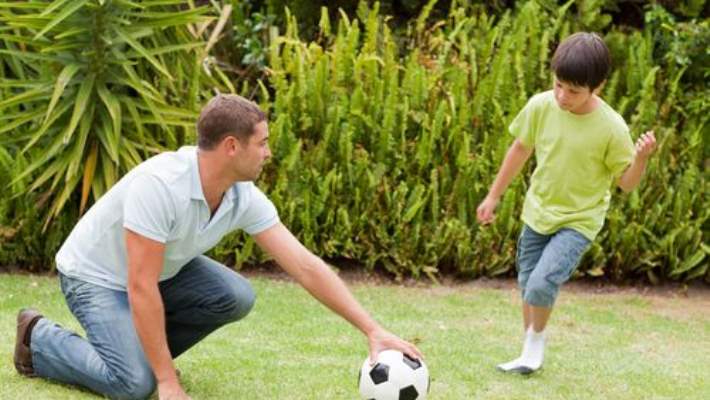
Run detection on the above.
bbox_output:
[30,256,255,400]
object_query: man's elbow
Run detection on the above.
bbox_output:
[127,277,155,302]
[302,253,325,274]
[291,254,327,286]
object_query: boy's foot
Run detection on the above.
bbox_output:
[496,358,539,375]
[14,308,43,377]
[497,327,545,374]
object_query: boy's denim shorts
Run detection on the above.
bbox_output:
[516,224,591,308]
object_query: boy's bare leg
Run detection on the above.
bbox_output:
[522,303,531,330]
[530,304,552,332]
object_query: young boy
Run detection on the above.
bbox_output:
[476,32,656,374]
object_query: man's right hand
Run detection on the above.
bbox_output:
[158,380,191,400]
[476,195,500,225]
[366,326,424,364]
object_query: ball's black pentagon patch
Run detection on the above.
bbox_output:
[369,362,390,384]
[399,384,419,400]
[402,353,422,370]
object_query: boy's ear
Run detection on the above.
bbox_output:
[594,79,607,95]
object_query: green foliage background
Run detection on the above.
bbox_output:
[1,0,708,282]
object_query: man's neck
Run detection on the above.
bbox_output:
[197,150,232,214]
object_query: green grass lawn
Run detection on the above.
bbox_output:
[1,273,709,399]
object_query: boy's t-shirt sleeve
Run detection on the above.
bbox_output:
[509,96,541,147]
[604,124,636,178]
[123,174,176,243]
[239,184,280,235]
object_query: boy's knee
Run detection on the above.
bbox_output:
[517,272,531,290]
[523,277,559,308]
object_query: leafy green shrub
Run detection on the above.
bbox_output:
[214,1,708,282]
[1,1,706,282]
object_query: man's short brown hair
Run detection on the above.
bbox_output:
[551,32,611,90]
[197,94,266,150]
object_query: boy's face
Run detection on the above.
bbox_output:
[553,77,596,114]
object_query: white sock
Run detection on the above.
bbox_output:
[519,326,545,369]
[497,327,545,373]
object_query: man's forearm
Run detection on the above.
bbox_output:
[295,256,379,336]
[253,224,382,337]
[128,284,177,383]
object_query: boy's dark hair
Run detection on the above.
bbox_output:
[551,32,611,90]
[197,94,266,150]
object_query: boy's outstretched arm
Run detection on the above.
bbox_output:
[617,130,656,193]
[477,138,534,225]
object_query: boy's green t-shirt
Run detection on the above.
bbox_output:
[510,90,635,241]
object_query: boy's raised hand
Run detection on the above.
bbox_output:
[635,130,656,160]
[476,196,499,225]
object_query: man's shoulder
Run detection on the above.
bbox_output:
[231,182,277,216]
[230,181,280,233]
[231,181,268,204]
[121,147,196,210]
[137,147,195,187]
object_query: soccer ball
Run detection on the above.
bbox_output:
[358,350,429,400]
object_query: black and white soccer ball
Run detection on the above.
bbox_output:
[358,349,429,400]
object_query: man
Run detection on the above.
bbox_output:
[14,94,422,400]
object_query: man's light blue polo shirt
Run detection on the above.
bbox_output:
[56,146,279,291]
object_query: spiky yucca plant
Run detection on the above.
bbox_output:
[0,0,226,226]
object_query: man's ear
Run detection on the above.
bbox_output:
[222,135,241,156]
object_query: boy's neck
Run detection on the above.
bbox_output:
[568,94,600,115]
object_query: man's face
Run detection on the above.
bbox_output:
[231,121,271,181]
[553,77,595,114]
